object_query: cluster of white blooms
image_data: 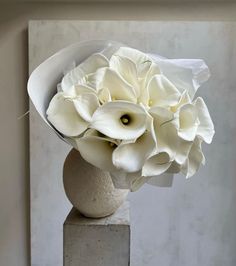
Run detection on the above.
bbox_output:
[46,45,215,191]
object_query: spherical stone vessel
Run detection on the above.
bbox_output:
[63,149,129,218]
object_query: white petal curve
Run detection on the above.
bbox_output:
[177,103,199,141]
[147,74,181,107]
[91,101,147,140]
[61,53,109,91]
[194,97,215,144]
[110,55,140,96]
[98,87,111,104]
[46,92,89,137]
[171,90,191,113]
[150,106,192,164]
[151,58,210,99]
[75,133,118,172]
[100,68,137,102]
[113,46,161,80]
[142,152,172,177]
[181,137,205,178]
[112,130,156,173]
[73,93,99,122]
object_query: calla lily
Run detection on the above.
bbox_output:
[174,97,215,143]
[46,92,89,137]
[150,106,192,164]
[194,97,215,144]
[181,137,205,178]
[113,47,154,78]
[150,55,210,99]
[170,90,191,113]
[109,54,140,96]
[98,68,137,102]
[75,129,118,172]
[112,130,156,173]
[91,101,148,140]
[61,53,109,92]
[146,74,181,107]
[142,152,172,177]
[28,40,123,141]
[177,103,200,141]
[73,93,99,122]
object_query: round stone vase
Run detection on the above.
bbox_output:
[63,149,129,218]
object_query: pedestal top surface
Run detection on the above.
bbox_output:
[64,201,130,226]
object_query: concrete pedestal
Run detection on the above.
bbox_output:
[63,201,130,266]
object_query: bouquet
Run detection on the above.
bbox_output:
[29,40,215,192]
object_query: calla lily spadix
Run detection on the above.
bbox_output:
[28,40,215,191]
[91,101,148,140]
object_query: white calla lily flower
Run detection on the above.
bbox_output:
[99,68,137,102]
[46,92,89,137]
[75,129,118,172]
[73,93,99,122]
[113,47,153,78]
[149,56,210,99]
[194,97,215,144]
[142,152,172,177]
[61,53,109,92]
[177,103,200,141]
[150,106,192,164]
[170,90,191,113]
[110,54,140,96]
[112,130,156,173]
[147,74,181,107]
[174,97,215,143]
[181,137,205,178]
[91,101,148,140]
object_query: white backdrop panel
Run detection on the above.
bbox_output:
[29,20,236,266]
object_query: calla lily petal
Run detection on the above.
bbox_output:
[113,46,161,80]
[142,152,172,177]
[75,131,118,172]
[166,161,181,174]
[150,57,210,99]
[150,106,192,164]
[147,74,181,107]
[177,103,199,141]
[100,68,137,102]
[171,90,191,113]
[181,137,205,178]
[46,92,89,137]
[131,175,149,191]
[98,87,111,104]
[112,130,156,173]
[73,93,99,122]
[91,101,147,140]
[194,97,215,144]
[61,53,109,92]
[110,54,140,96]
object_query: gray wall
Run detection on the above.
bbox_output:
[1,3,236,266]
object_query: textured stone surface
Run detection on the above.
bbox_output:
[64,202,130,266]
[29,21,236,266]
[63,149,128,218]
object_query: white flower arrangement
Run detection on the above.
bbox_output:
[28,40,215,191]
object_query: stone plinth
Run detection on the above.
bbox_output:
[63,201,130,266]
